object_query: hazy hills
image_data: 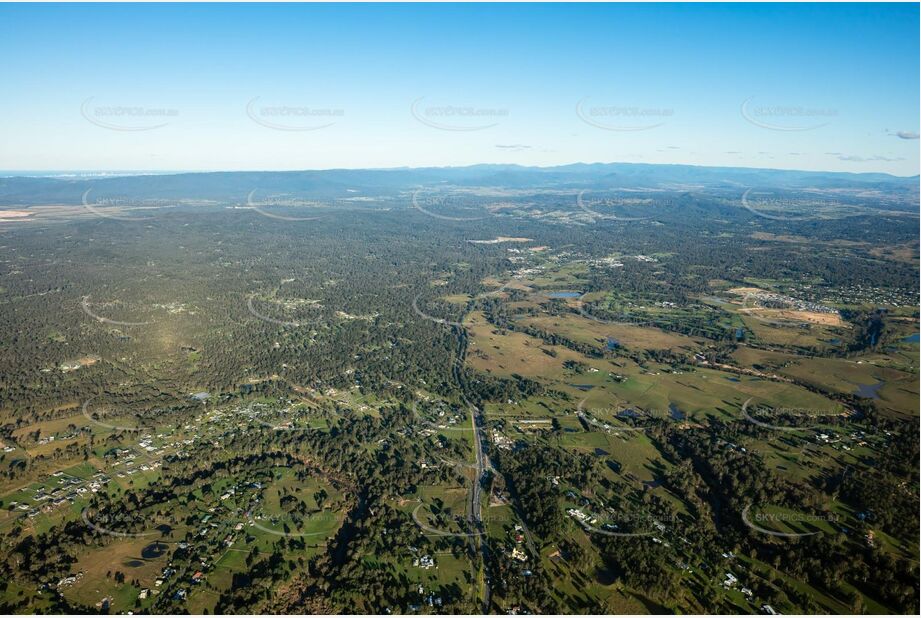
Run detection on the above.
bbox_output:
[0,162,917,206]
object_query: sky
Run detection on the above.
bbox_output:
[0,2,918,176]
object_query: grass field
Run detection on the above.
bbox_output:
[519,313,704,352]
[731,348,919,417]
[255,469,347,539]
[465,311,588,379]
[62,536,171,612]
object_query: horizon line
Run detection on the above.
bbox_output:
[1,160,918,180]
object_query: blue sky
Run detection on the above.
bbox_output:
[0,2,918,175]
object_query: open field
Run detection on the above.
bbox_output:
[519,313,704,352]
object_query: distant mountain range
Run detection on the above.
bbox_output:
[0,163,917,206]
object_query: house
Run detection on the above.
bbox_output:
[416,555,435,569]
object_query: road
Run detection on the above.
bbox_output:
[454,324,549,611]
[465,397,493,520]
[452,330,492,613]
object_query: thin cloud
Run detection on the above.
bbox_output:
[837,154,905,162]
[894,131,919,140]
[495,144,532,151]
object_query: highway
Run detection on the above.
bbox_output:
[452,331,492,613]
